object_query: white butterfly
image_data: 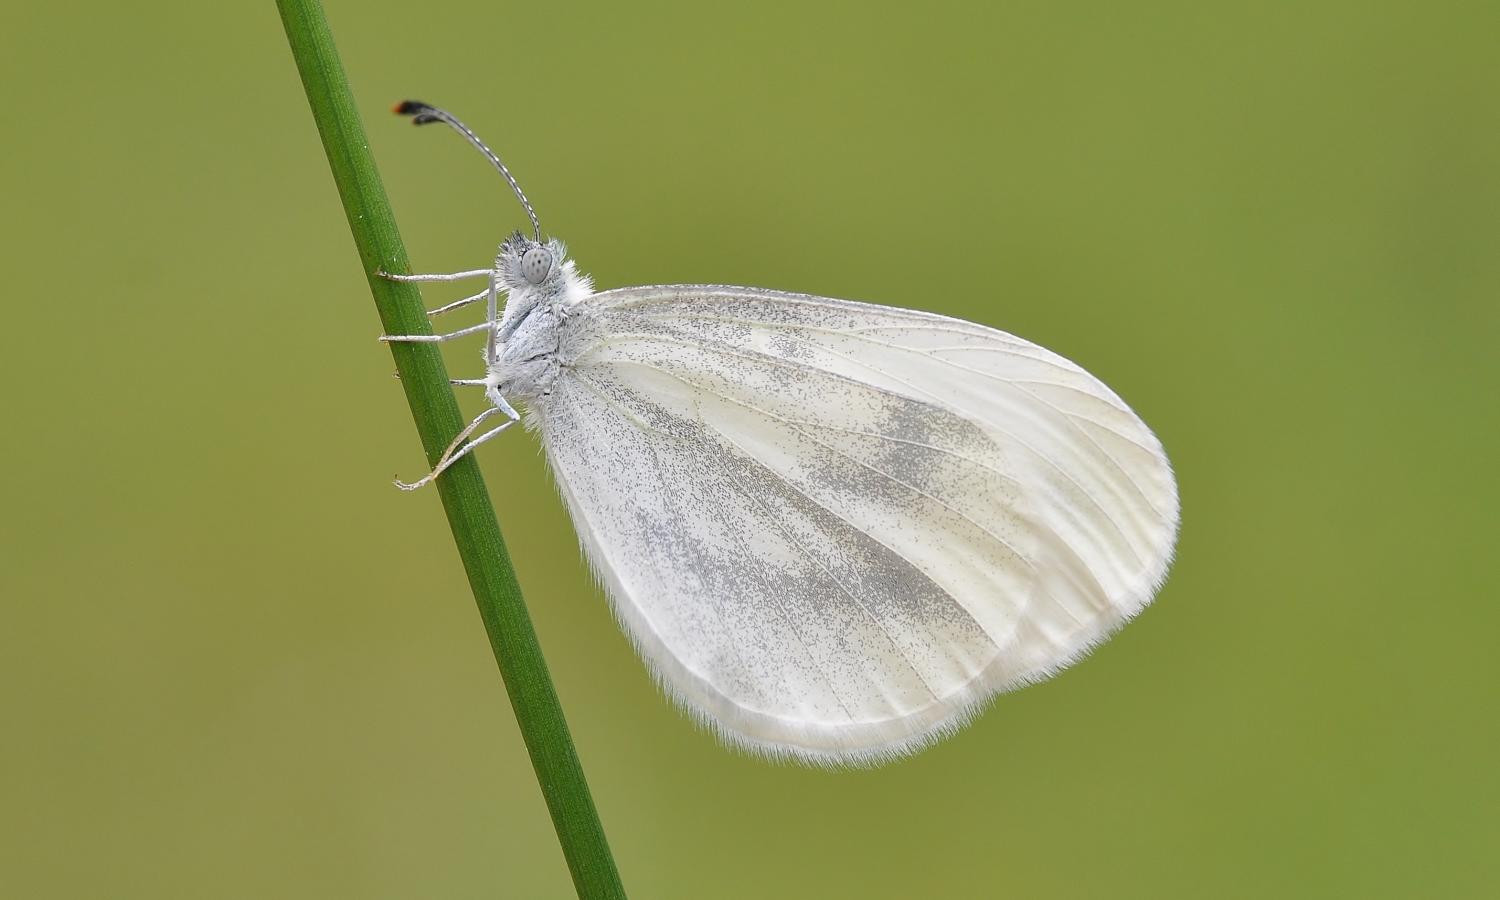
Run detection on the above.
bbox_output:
[382,101,1180,765]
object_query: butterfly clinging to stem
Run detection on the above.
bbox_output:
[380,100,1180,765]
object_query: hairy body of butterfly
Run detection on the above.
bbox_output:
[384,101,1180,765]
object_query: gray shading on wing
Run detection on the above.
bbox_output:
[533,285,1179,763]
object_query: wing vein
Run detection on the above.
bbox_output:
[703,421,945,704]
[585,357,1024,490]
[629,413,762,712]
[632,310,1087,378]
[589,356,1037,574]
[773,330,1152,571]
[576,326,1147,568]
[784,422,1047,614]
[1001,381,1168,522]
[566,372,861,721]
[634,313,1159,518]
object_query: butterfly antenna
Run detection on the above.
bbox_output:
[393,100,542,243]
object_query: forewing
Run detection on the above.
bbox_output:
[536,285,1179,763]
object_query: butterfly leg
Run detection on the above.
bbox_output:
[379,320,493,343]
[484,386,520,421]
[425,289,490,317]
[395,403,520,491]
[387,374,489,386]
[378,268,493,283]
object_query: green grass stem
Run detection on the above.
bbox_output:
[275,2,625,895]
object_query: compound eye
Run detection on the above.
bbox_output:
[520,247,553,285]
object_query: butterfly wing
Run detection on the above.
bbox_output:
[534,285,1179,763]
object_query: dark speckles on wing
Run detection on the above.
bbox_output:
[538,283,1178,760]
[542,300,1046,731]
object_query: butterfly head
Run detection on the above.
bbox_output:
[494,231,593,312]
[496,231,565,292]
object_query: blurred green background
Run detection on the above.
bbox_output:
[3,1,1497,896]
